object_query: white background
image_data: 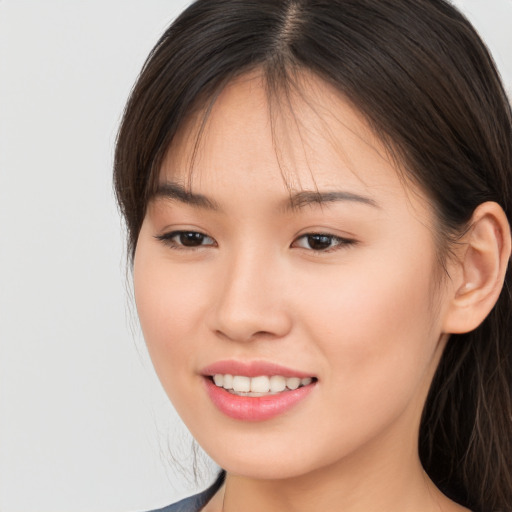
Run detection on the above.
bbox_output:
[0,1,511,511]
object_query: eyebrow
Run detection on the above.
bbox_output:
[153,181,379,211]
[153,182,220,211]
[286,190,379,210]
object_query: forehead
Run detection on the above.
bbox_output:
[159,71,421,212]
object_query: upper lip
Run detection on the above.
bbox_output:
[201,360,315,379]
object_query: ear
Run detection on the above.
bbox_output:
[443,201,511,334]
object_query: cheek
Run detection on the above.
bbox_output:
[298,241,441,409]
[133,240,211,386]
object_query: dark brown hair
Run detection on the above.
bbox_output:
[114,1,512,510]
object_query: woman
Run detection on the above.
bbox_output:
[114,0,512,511]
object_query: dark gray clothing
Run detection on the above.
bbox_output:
[149,472,225,512]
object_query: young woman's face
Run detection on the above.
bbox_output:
[134,73,454,479]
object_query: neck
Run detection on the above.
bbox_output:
[223,459,433,512]
[217,425,463,512]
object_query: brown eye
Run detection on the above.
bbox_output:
[178,232,209,247]
[155,231,216,249]
[305,235,334,250]
[293,233,356,252]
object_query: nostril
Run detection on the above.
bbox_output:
[208,281,293,342]
[214,328,285,343]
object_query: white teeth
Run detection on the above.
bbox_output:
[270,375,286,393]
[213,374,224,387]
[222,374,233,390]
[286,377,301,390]
[250,375,270,393]
[232,376,251,392]
[212,374,314,394]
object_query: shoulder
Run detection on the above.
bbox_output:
[148,493,205,512]
[147,471,226,512]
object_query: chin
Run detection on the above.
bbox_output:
[217,458,316,481]
[195,432,345,482]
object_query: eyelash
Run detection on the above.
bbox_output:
[155,231,217,250]
[155,230,357,253]
[292,233,357,252]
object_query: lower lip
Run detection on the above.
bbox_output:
[204,377,316,421]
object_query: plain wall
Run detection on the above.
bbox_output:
[0,1,511,511]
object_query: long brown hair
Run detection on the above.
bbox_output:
[114,1,512,510]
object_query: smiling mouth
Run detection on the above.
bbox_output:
[210,374,316,397]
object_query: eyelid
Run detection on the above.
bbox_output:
[154,229,217,250]
[291,232,358,253]
[153,228,357,253]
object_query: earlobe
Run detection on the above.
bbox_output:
[443,202,511,334]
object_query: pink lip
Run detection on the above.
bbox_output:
[201,360,313,379]
[201,360,317,422]
[203,378,315,421]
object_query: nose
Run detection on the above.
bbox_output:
[208,249,293,343]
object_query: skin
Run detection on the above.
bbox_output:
[134,72,472,512]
